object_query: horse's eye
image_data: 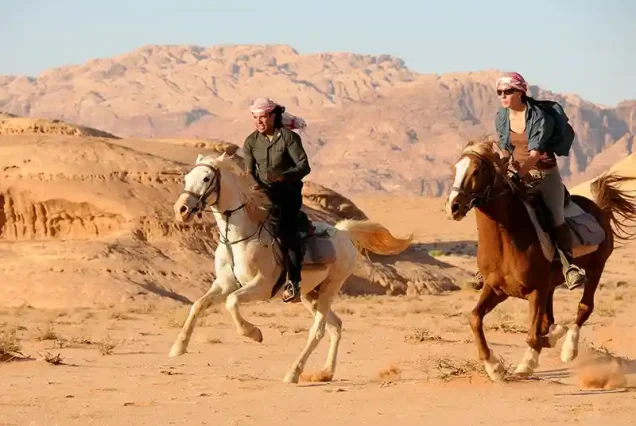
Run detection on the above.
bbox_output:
[203,177,211,182]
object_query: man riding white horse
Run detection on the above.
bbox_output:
[242,97,310,303]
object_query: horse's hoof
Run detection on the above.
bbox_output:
[246,327,263,343]
[560,327,579,363]
[561,346,578,363]
[547,324,568,347]
[484,352,506,382]
[514,363,534,377]
[169,344,185,357]
[283,372,300,384]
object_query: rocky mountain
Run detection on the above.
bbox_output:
[1,44,633,196]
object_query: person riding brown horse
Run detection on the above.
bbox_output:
[471,72,586,291]
[446,139,636,379]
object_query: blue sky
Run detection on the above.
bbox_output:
[1,0,634,106]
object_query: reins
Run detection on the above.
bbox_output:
[181,162,279,288]
[452,150,513,209]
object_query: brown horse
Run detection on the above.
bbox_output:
[445,140,636,380]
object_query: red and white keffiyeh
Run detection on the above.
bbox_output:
[249,97,307,131]
[496,72,528,92]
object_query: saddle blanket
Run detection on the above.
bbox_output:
[522,199,606,261]
[302,222,337,265]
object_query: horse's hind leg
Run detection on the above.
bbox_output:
[296,290,343,382]
[515,288,555,376]
[169,277,235,357]
[283,277,341,384]
[469,285,508,381]
[561,267,603,362]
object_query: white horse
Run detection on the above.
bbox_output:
[169,153,411,383]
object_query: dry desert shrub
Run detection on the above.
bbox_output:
[404,327,442,344]
[109,310,134,321]
[432,357,486,381]
[35,323,58,341]
[0,328,23,362]
[41,351,64,365]
[424,355,514,382]
[97,337,117,355]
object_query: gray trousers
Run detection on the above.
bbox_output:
[529,167,565,227]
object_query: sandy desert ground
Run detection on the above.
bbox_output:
[1,198,635,426]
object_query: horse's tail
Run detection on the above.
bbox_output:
[335,219,412,255]
[591,172,636,243]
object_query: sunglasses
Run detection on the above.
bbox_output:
[497,88,516,96]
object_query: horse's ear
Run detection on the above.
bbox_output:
[217,152,227,162]
[195,154,204,164]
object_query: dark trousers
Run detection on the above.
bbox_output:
[268,181,305,283]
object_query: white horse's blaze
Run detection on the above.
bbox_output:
[446,156,471,218]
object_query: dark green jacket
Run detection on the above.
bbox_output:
[243,127,311,186]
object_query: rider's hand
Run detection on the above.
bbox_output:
[267,172,284,183]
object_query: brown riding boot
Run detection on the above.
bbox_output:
[554,223,587,290]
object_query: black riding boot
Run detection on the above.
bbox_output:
[281,232,304,304]
[554,223,587,290]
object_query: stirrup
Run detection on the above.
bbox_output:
[564,265,586,290]
[282,281,301,303]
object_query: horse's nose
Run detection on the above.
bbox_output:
[179,205,188,215]
[451,202,460,214]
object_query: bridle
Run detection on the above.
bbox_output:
[181,163,222,214]
[451,151,512,210]
[181,162,265,243]
[180,162,278,287]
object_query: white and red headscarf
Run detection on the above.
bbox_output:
[249,97,307,131]
[496,72,528,92]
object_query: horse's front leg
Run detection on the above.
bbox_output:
[169,271,237,357]
[469,284,508,381]
[515,288,552,376]
[225,272,272,343]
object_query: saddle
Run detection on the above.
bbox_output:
[269,211,337,299]
[522,183,605,261]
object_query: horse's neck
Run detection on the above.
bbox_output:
[213,180,258,240]
[475,180,534,249]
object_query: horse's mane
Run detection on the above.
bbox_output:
[461,139,507,175]
[201,153,271,222]
[462,139,496,159]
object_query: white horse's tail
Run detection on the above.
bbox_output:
[335,219,412,256]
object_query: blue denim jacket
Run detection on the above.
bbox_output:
[495,99,556,154]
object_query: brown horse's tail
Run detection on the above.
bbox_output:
[590,172,636,243]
